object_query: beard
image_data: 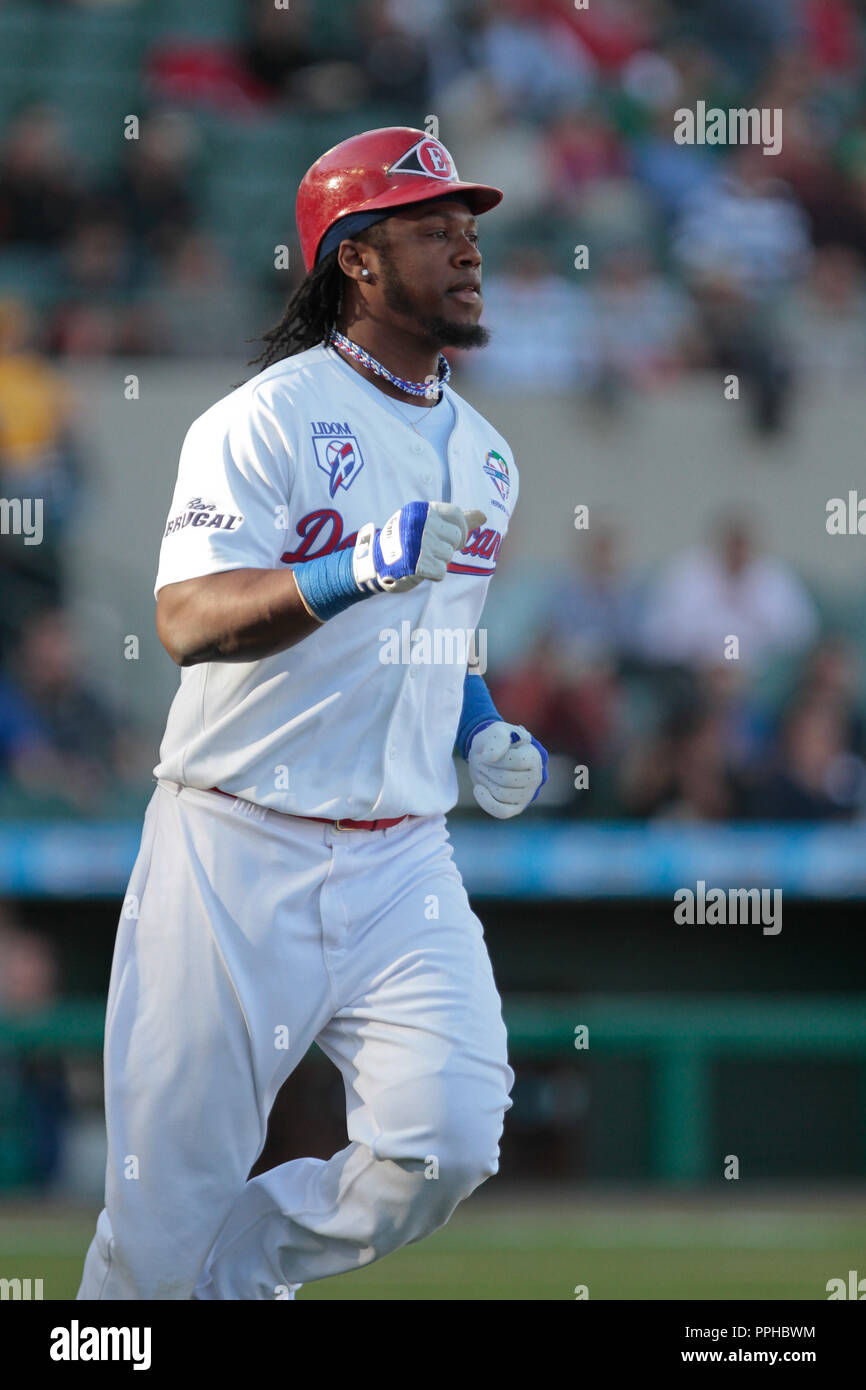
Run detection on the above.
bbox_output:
[379,257,490,350]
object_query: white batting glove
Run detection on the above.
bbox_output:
[467,722,548,820]
[353,501,485,594]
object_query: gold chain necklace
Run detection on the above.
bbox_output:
[385,391,440,437]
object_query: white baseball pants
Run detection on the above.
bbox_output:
[77,780,513,1300]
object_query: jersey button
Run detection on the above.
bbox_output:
[409,667,418,679]
[410,442,423,454]
[388,747,398,759]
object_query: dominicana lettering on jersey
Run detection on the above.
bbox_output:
[282,508,502,575]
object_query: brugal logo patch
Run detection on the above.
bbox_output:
[164,497,244,537]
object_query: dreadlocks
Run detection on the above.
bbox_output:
[248,249,342,371]
[248,224,389,371]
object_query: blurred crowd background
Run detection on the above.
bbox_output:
[1,0,866,1269]
[3,0,866,827]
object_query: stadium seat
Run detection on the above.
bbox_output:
[146,0,244,41]
[0,250,62,311]
[32,9,148,75]
[16,69,143,174]
[0,3,42,69]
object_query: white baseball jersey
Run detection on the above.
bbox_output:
[153,344,519,819]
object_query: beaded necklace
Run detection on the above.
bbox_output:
[328,328,450,400]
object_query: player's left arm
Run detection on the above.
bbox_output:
[455,658,548,820]
[453,447,547,818]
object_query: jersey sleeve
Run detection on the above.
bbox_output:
[508,451,519,515]
[154,388,292,596]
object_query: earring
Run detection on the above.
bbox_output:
[361,269,370,278]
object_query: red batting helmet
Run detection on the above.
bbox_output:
[296,126,503,273]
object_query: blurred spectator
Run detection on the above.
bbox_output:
[61,216,140,297]
[547,522,642,664]
[466,245,596,389]
[0,908,67,1188]
[241,0,326,101]
[148,230,253,357]
[489,526,640,773]
[802,0,863,75]
[670,0,800,87]
[562,0,659,75]
[355,0,433,109]
[0,911,58,1013]
[791,636,865,754]
[589,246,696,390]
[622,702,748,822]
[0,610,143,814]
[477,0,596,120]
[490,629,624,768]
[780,243,866,386]
[447,100,550,223]
[674,157,812,300]
[686,263,795,433]
[0,298,80,652]
[632,106,721,220]
[147,0,367,114]
[0,298,78,513]
[47,299,156,358]
[0,673,46,786]
[45,213,157,357]
[146,42,271,114]
[0,105,85,246]
[750,50,854,242]
[640,513,819,669]
[671,135,809,432]
[747,695,866,818]
[99,111,197,260]
[545,106,631,213]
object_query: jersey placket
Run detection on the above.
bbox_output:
[377,412,475,803]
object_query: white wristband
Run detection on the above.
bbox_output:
[352,522,379,592]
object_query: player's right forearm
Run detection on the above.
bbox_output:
[156,500,483,666]
[156,568,324,666]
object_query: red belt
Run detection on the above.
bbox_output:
[206,787,407,832]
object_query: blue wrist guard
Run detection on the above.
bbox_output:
[292,546,362,623]
[456,672,502,759]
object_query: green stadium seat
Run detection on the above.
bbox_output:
[146,0,244,41]
[0,250,62,312]
[32,9,148,74]
[12,68,143,173]
[309,0,360,53]
[0,3,43,69]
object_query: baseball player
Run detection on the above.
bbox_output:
[78,127,548,1301]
